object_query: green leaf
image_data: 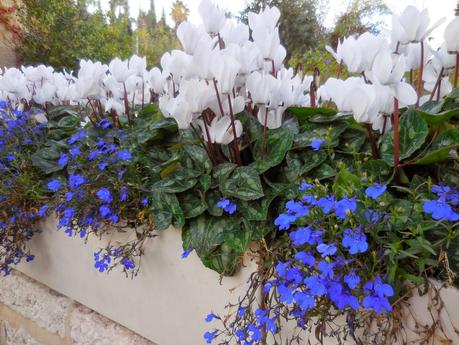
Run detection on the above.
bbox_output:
[219,166,264,200]
[311,163,336,180]
[150,192,184,230]
[418,108,459,125]
[183,145,212,174]
[31,142,65,174]
[420,100,443,114]
[206,190,223,216]
[447,88,459,100]
[339,128,367,153]
[57,115,80,129]
[288,107,337,124]
[380,109,429,166]
[284,150,327,181]
[182,215,246,275]
[178,191,207,219]
[199,175,211,192]
[333,170,361,197]
[294,121,348,148]
[253,127,294,169]
[150,170,197,193]
[414,129,459,165]
[239,189,279,221]
[213,163,237,180]
[361,160,392,181]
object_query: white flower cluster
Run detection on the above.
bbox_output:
[0,2,458,138]
[322,6,459,132]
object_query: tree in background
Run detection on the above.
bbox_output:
[137,1,178,67]
[241,0,325,60]
[329,0,389,47]
[170,0,190,30]
[16,0,134,71]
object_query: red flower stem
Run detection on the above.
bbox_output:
[202,111,216,164]
[429,67,444,101]
[227,94,241,165]
[212,79,225,117]
[455,53,459,89]
[416,40,424,107]
[123,83,132,125]
[393,98,400,174]
[260,107,269,160]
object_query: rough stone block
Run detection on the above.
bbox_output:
[0,272,71,337]
[70,305,155,345]
[1,321,45,345]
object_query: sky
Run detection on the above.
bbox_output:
[103,0,457,46]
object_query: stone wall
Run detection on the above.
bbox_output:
[0,0,19,68]
[0,271,157,345]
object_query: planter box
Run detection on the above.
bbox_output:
[16,216,459,345]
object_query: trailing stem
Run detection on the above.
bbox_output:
[393,98,400,174]
[416,40,425,106]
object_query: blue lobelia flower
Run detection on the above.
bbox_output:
[304,275,327,296]
[278,284,294,304]
[68,174,85,189]
[98,204,111,218]
[117,149,132,161]
[290,227,313,246]
[96,188,112,203]
[334,197,357,219]
[203,331,217,344]
[58,154,69,167]
[275,261,290,277]
[311,138,325,151]
[423,199,459,221]
[181,249,192,259]
[365,182,387,200]
[121,257,135,270]
[317,260,334,279]
[294,251,316,266]
[317,196,335,214]
[69,146,81,157]
[216,198,237,214]
[247,324,262,341]
[274,212,297,230]
[37,204,49,217]
[344,271,360,289]
[294,291,315,311]
[316,243,337,257]
[299,181,315,191]
[120,188,128,202]
[285,200,309,217]
[342,227,368,254]
[205,313,218,323]
[47,179,63,192]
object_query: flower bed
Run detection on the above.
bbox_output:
[1,0,459,344]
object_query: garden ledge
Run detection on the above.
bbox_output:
[10,216,459,345]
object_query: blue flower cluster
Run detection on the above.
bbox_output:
[217,198,237,214]
[423,185,459,221]
[43,123,150,273]
[205,181,394,344]
[0,102,47,275]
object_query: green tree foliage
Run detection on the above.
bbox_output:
[136,2,179,67]
[240,0,325,60]
[170,0,190,30]
[17,0,134,71]
[329,0,389,47]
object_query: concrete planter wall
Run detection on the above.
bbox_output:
[15,216,459,345]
